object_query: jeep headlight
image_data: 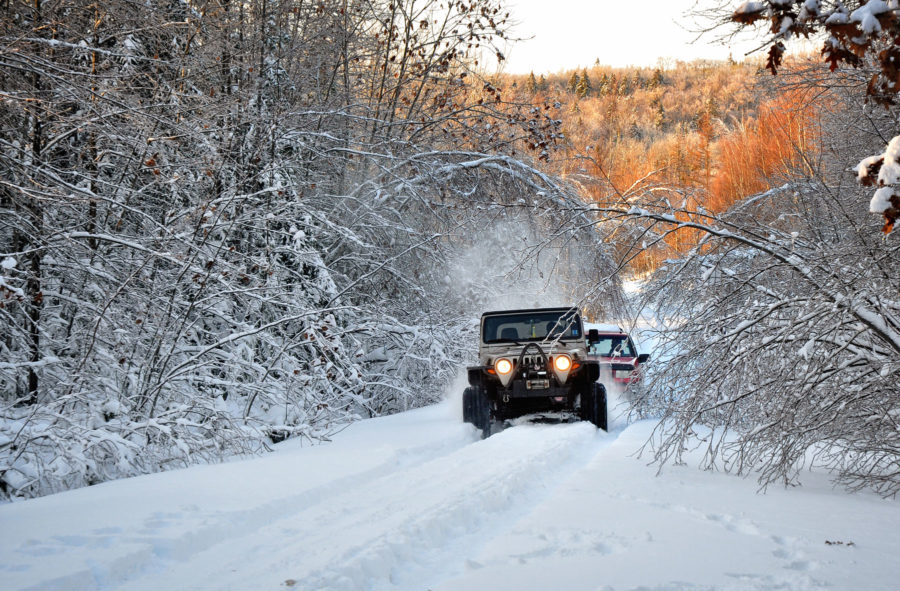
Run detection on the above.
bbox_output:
[494,357,514,387]
[553,354,572,372]
[552,354,572,384]
[495,358,513,376]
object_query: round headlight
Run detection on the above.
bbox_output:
[495,358,513,375]
[553,354,572,372]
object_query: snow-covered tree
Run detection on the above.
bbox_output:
[0,0,619,500]
[719,0,900,232]
[591,73,899,494]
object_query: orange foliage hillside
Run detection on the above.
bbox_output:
[495,59,822,269]
[710,90,820,212]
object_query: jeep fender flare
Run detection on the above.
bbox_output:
[467,366,487,387]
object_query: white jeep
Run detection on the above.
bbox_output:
[463,307,606,437]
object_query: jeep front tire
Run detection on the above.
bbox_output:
[581,382,608,431]
[463,385,492,437]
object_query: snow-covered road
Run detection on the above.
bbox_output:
[1,397,897,590]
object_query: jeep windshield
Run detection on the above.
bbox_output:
[482,310,582,344]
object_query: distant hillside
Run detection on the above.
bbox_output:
[497,59,821,270]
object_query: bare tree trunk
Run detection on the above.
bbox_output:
[23,0,45,405]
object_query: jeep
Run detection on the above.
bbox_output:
[462,307,607,437]
[585,323,651,386]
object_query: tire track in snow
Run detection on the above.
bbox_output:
[13,428,477,591]
[306,423,611,591]
[126,422,610,591]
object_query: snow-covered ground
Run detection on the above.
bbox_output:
[1,390,896,591]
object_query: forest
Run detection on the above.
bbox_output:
[1,0,898,501]
[502,58,821,271]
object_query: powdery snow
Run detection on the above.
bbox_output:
[0,400,897,590]
[825,10,850,25]
[870,186,896,213]
[735,1,766,15]
[851,1,890,35]
[858,136,900,186]
[876,135,900,184]
[435,421,897,591]
[857,135,900,214]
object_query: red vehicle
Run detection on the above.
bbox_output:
[585,324,650,385]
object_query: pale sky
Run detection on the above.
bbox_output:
[497,0,759,74]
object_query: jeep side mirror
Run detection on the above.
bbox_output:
[587,328,599,344]
[637,353,650,364]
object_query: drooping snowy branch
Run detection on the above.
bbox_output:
[583,150,898,494]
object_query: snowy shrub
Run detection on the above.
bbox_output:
[626,180,899,496]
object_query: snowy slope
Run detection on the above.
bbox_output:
[1,396,897,591]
